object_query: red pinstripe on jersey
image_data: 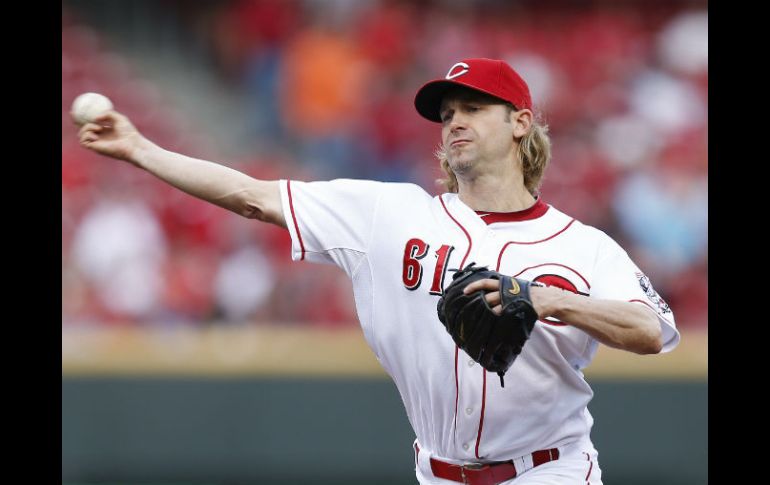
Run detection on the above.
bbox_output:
[439,195,473,268]
[496,219,576,269]
[468,253,516,459]
[474,367,487,459]
[439,195,474,436]
[584,452,594,482]
[287,180,306,261]
[453,346,459,437]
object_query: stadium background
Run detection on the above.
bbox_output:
[61,0,708,484]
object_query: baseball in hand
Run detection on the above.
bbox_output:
[71,92,113,125]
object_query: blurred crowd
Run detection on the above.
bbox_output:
[62,0,707,329]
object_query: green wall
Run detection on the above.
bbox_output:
[62,377,706,484]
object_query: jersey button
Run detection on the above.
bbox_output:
[468,360,475,367]
[462,443,469,450]
[465,407,473,415]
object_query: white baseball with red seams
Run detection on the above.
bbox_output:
[279,179,680,485]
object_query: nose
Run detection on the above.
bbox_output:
[443,115,467,144]
[447,112,468,133]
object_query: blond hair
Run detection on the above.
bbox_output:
[435,108,552,195]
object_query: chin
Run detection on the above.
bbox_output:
[448,156,474,176]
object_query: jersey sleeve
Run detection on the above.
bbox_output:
[590,233,680,353]
[278,178,384,276]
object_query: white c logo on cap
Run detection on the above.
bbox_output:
[445,62,470,80]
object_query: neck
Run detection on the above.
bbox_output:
[455,167,535,212]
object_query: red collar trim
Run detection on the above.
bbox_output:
[474,198,548,224]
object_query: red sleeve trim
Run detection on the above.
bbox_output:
[287,180,306,261]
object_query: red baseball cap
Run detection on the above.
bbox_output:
[414,58,532,122]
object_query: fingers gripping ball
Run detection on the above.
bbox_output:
[71,92,113,125]
[437,263,540,387]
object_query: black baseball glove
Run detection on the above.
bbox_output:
[437,262,541,387]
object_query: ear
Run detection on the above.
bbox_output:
[512,109,533,139]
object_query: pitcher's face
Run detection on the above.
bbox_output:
[440,89,516,176]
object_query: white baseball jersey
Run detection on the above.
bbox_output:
[279,178,679,479]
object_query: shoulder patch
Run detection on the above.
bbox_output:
[636,271,672,315]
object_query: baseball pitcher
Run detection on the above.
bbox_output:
[75,58,679,485]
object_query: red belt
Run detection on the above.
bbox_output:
[414,443,559,485]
